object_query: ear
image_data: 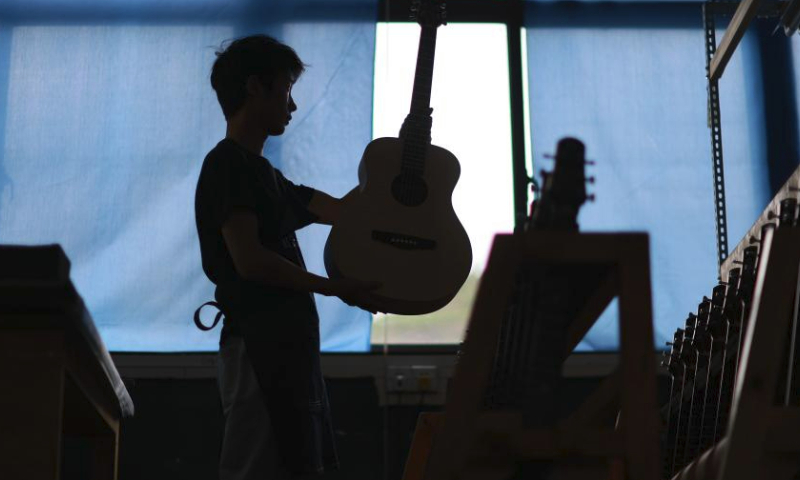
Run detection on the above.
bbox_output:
[245,75,266,97]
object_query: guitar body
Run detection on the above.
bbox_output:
[325,137,472,315]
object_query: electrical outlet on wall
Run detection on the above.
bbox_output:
[411,365,437,392]
[386,365,438,392]
[386,366,412,392]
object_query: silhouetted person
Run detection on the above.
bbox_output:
[194,34,378,480]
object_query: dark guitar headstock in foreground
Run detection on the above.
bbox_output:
[527,137,593,231]
[488,137,594,429]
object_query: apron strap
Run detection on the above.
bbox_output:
[194,301,224,331]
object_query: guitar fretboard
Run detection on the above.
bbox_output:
[400,24,438,176]
[409,26,437,116]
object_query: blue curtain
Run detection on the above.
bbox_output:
[0,0,377,352]
[525,3,771,350]
[0,0,781,353]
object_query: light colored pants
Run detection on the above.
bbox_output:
[218,335,288,480]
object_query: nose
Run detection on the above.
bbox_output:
[289,95,297,112]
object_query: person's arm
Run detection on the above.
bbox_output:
[307,190,343,226]
[222,209,381,310]
[223,209,334,293]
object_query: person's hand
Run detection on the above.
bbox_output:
[329,278,382,313]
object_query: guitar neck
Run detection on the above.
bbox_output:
[399,23,439,175]
[409,25,438,118]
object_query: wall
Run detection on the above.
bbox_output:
[108,352,667,480]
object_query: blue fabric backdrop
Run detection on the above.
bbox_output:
[525,3,771,350]
[0,0,783,352]
[0,0,377,351]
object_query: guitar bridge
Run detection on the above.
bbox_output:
[372,231,437,250]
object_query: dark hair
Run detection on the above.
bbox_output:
[210,35,306,120]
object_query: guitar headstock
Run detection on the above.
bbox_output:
[528,137,592,231]
[411,0,447,28]
[663,328,685,377]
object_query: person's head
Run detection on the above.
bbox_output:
[210,35,306,135]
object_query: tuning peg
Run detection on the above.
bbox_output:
[767,210,777,220]
[586,176,596,184]
[586,194,596,202]
[749,235,760,244]
[585,160,596,166]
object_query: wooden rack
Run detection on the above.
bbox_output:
[402,232,660,480]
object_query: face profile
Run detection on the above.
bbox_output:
[243,72,297,138]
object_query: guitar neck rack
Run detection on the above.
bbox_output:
[662,163,800,480]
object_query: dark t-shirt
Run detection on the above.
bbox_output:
[194,138,338,474]
[195,138,318,337]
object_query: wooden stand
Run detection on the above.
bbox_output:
[402,232,659,480]
[0,285,132,480]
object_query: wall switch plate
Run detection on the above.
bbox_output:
[411,365,437,392]
[386,365,438,392]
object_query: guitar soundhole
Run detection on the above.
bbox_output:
[391,173,428,207]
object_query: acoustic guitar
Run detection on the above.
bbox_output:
[324,0,472,315]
